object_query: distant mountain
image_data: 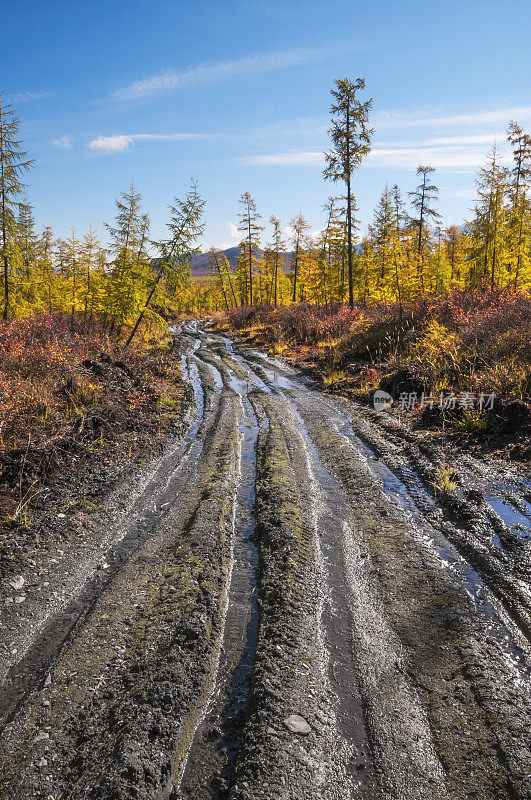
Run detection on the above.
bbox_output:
[191,247,291,277]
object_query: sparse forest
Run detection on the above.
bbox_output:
[1,82,530,331]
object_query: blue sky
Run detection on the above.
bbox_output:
[2,0,531,250]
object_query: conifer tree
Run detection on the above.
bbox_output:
[506,121,531,290]
[14,199,38,311]
[408,166,440,291]
[126,181,204,346]
[370,186,397,302]
[208,247,237,310]
[468,148,509,289]
[104,182,144,331]
[0,93,34,319]
[288,213,310,302]
[82,227,104,325]
[324,77,372,307]
[37,225,55,312]
[266,215,286,307]
[237,192,263,306]
[443,226,467,289]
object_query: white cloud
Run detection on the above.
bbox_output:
[87,132,210,153]
[228,222,240,239]
[10,90,53,103]
[242,130,514,172]
[367,145,512,171]
[425,133,504,145]
[243,151,324,166]
[112,46,331,101]
[375,106,531,131]
[89,135,134,152]
[52,135,73,149]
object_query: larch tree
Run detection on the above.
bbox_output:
[15,198,38,311]
[324,77,372,307]
[237,192,263,306]
[104,182,144,331]
[82,227,104,325]
[126,181,204,346]
[506,121,531,289]
[468,148,509,290]
[0,93,34,319]
[37,225,55,312]
[208,247,237,310]
[390,184,408,305]
[408,165,441,292]
[370,186,397,302]
[444,225,467,289]
[266,216,286,307]
[289,213,310,302]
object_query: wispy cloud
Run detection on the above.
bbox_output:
[112,46,336,101]
[242,128,515,172]
[52,135,73,149]
[367,146,511,171]
[375,106,531,131]
[243,151,323,166]
[10,90,54,103]
[88,132,211,153]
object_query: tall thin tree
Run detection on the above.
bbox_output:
[126,181,204,346]
[237,192,263,306]
[408,165,441,291]
[0,93,34,319]
[324,77,372,307]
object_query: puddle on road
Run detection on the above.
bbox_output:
[197,331,531,687]
[178,365,261,800]
[327,418,531,684]
[276,385,531,687]
[486,496,531,541]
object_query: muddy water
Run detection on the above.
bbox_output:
[178,357,262,799]
[176,328,531,798]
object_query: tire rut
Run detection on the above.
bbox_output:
[1,323,530,800]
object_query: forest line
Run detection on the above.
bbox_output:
[0,79,530,341]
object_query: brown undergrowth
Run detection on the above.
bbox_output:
[0,313,188,529]
[214,291,531,461]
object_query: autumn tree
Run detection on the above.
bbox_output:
[266,215,286,306]
[37,225,55,312]
[104,182,145,332]
[370,186,397,302]
[443,225,467,289]
[82,227,105,324]
[468,148,509,290]
[506,121,531,290]
[0,93,34,319]
[288,213,310,302]
[208,247,237,310]
[126,181,204,346]
[324,77,372,307]
[238,192,263,306]
[408,165,441,292]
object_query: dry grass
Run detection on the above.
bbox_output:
[0,313,186,523]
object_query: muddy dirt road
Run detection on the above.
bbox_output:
[1,322,530,800]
